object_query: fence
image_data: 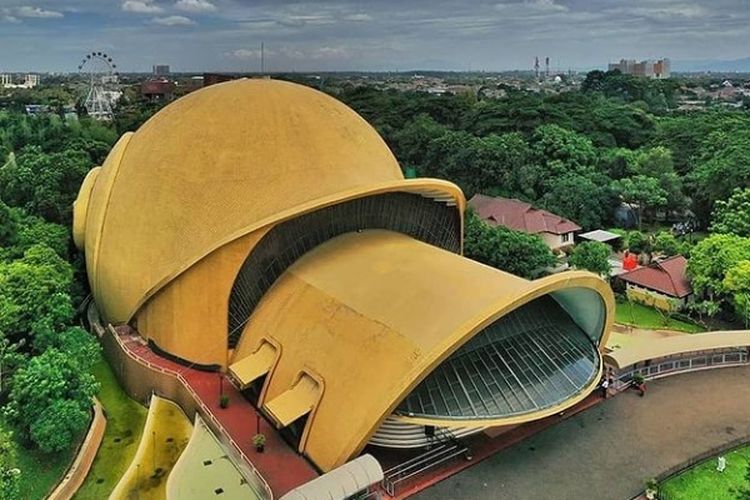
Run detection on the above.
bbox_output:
[615,348,749,386]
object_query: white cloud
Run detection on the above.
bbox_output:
[16,6,63,18]
[311,46,350,59]
[122,1,164,14]
[495,0,568,13]
[152,15,195,26]
[344,13,373,22]
[228,45,352,61]
[2,14,21,23]
[525,0,568,12]
[227,48,266,58]
[175,0,217,13]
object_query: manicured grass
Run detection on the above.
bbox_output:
[0,418,80,499]
[615,300,705,334]
[660,444,750,500]
[74,357,147,500]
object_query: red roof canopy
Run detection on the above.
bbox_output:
[620,255,692,298]
[468,194,581,235]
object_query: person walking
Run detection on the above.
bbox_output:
[601,377,609,399]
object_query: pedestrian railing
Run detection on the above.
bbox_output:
[381,435,469,497]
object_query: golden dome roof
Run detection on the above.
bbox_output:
[76,78,408,322]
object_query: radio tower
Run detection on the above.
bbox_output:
[534,57,540,80]
[545,57,550,79]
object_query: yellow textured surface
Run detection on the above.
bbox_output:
[229,341,276,388]
[235,230,614,471]
[72,166,100,250]
[135,228,268,367]
[605,330,750,369]
[110,396,192,500]
[265,374,320,428]
[84,79,407,323]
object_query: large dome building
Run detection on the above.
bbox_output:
[75,79,614,473]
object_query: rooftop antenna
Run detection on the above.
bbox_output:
[260,42,265,74]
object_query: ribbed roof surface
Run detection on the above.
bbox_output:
[469,194,581,235]
[620,256,692,298]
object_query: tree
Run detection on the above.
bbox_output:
[531,124,597,178]
[0,199,18,248]
[541,173,616,231]
[4,347,98,452]
[0,244,74,343]
[689,129,750,225]
[0,428,20,500]
[464,211,556,279]
[568,241,612,276]
[0,145,92,225]
[611,175,668,228]
[632,147,686,216]
[723,260,750,326]
[626,231,652,255]
[652,231,683,257]
[14,217,70,260]
[711,187,750,237]
[687,234,750,300]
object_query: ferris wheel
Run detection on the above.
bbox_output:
[78,51,119,121]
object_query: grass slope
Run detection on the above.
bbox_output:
[1,419,80,499]
[615,300,705,333]
[660,444,750,499]
[74,357,147,500]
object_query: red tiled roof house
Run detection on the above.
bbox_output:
[468,194,581,250]
[619,255,693,312]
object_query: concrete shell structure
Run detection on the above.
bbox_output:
[75,79,614,473]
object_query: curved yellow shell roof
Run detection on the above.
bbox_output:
[78,79,411,322]
[235,230,614,471]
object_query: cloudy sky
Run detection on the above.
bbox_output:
[0,0,747,72]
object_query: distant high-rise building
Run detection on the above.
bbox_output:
[0,74,11,87]
[153,65,171,77]
[608,58,670,79]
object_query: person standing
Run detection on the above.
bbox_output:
[601,377,609,399]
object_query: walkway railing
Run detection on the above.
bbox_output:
[103,323,274,500]
[381,434,469,497]
[615,348,749,386]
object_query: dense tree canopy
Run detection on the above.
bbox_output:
[711,188,750,237]
[4,347,98,452]
[568,241,612,276]
[464,211,555,279]
[687,234,750,300]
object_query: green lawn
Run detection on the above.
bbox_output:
[660,444,750,500]
[1,418,80,499]
[74,357,147,500]
[615,300,705,333]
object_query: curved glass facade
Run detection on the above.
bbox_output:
[227,192,461,347]
[396,295,601,420]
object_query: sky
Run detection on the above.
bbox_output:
[0,0,748,73]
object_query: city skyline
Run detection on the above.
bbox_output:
[0,0,749,73]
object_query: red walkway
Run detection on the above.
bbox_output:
[112,324,622,499]
[113,326,318,497]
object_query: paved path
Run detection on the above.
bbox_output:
[415,366,750,500]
